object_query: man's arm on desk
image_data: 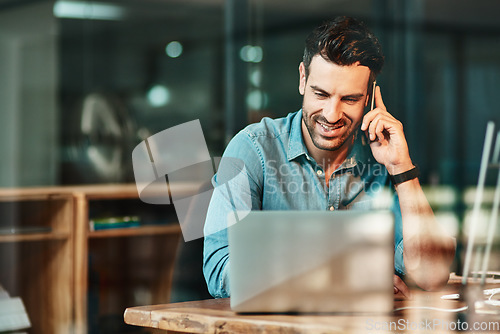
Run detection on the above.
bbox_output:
[203,132,264,298]
[395,178,456,291]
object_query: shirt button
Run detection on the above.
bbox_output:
[329,206,334,211]
[316,170,323,176]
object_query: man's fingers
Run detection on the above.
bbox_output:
[364,109,404,142]
[375,85,386,110]
[364,113,382,141]
[375,117,387,142]
[366,116,379,141]
[361,106,388,132]
[365,113,390,142]
[361,110,379,132]
[393,275,412,299]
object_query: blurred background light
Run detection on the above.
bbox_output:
[463,186,497,207]
[166,41,183,58]
[246,89,268,110]
[147,85,170,107]
[250,68,262,87]
[240,45,263,63]
[53,1,125,20]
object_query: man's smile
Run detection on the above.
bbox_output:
[315,118,347,137]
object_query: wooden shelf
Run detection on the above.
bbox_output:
[0,183,196,334]
[0,189,74,334]
[0,182,199,200]
[88,224,181,238]
[0,232,70,243]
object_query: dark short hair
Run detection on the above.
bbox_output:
[303,16,384,83]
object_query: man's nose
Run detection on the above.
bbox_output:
[323,98,343,123]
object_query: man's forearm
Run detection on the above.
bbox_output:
[395,178,456,291]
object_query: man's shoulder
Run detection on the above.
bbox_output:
[240,111,299,140]
[222,111,300,160]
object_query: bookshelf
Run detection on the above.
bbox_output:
[0,191,74,334]
[0,183,198,334]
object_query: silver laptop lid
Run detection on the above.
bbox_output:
[228,210,394,313]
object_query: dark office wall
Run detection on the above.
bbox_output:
[248,0,500,187]
[0,0,498,189]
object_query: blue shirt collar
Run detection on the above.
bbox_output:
[287,110,308,161]
[343,132,372,169]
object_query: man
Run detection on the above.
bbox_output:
[203,16,455,299]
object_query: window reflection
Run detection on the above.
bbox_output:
[0,0,499,332]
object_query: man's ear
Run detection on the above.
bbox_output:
[298,62,306,95]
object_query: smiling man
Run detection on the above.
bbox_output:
[203,16,455,299]
[299,56,372,183]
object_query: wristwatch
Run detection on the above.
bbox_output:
[389,166,419,185]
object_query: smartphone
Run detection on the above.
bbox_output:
[370,80,377,111]
[363,81,377,142]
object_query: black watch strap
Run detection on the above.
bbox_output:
[389,166,419,185]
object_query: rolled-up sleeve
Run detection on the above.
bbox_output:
[202,131,263,298]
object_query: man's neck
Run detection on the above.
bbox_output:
[304,135,353,175]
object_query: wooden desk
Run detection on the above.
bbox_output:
[124,283,500,334]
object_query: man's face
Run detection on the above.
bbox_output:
[299,55,371,154]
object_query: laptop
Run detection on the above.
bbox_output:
[228,210,395,313]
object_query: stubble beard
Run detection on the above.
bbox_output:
[302,108,358,152]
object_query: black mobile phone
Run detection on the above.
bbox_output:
[362,81,377,142]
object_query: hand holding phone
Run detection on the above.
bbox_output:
[361,84,413,175]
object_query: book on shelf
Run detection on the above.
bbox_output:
[89,216,141,231]
[0,284,31,332]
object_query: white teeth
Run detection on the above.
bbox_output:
[320,123,339,131]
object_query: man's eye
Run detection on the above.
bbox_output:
[315,92,327,98]
[343,98,360,104]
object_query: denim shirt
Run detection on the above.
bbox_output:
[203,110,405,298]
